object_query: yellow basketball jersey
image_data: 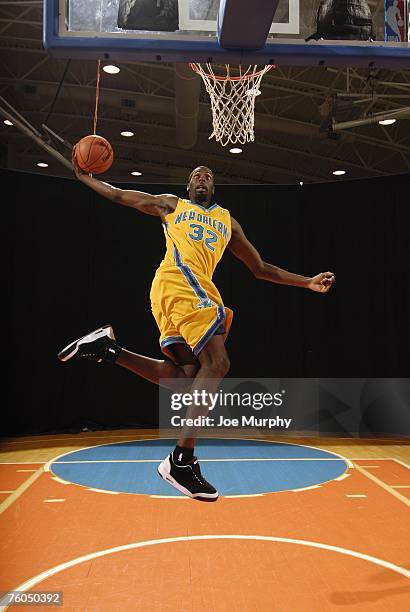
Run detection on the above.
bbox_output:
[158,198,232,280]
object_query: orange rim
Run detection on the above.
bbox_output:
[189,63,275,81]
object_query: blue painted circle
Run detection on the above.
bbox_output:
[50,439,348,496]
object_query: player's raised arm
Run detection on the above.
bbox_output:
[72,158,177,217]
[228,217,335,293]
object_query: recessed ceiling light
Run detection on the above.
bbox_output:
[229,147,242,154]
[3,119,13,126]
[299,181,304,186]
[131,171,142,176]
[103,65,120,74]
[37,162,48,168]
[332,170,346,176]
[121,131,134,137]
[378,118,396,126]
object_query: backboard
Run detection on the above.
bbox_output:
[44,0,410,67]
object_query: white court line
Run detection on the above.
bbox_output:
[391,485,410,489]
[335,473,351,481]
[359,465,379,468]
[392,458,410,469]
[350,458,410,468]
[353,463,410,507]
[44,436,352,472]
[225,494,264,498]
[16,469,37,473]
[236,436,353,469]
[149,491,269,499]
[51,476,70,485]
[44,438,350,497]
[3,434,405,444]
[346,494,367,498]
[0,434,160,445]
[87,488,119,495]
[0,462,46,465]
[0,491,14,494]
[149,491,264,499]
[0,468,43,515]
[349,458,409,464]
[150,495,189,499]
[291,485,321,492]
[51,457,348,464]
[1,534,408,611]
[43,499,65,503]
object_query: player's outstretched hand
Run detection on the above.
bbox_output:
[308,271,335,293]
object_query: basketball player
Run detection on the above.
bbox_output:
[59,163,335,501]
[386,0,404,41]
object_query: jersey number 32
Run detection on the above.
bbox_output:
[188,223,218,252]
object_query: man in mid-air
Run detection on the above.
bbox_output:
[59,163,335,501]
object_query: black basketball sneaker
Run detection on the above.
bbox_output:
[57,324,120,363]
[158,453,219,502]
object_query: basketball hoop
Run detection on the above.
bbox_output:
[190,63,275,147]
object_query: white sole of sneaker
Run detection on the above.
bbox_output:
[58,324,115,362]
[157,456,218,502]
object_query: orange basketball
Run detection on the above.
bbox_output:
[74,135,113,174]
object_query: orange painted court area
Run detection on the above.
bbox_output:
[0,437,409,611]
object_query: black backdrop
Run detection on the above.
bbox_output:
[3,169,409,436]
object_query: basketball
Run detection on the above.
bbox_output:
[73,134,113,174]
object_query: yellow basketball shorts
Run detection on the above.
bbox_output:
[150,266,233,361]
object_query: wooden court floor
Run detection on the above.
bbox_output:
[0,431,409,611]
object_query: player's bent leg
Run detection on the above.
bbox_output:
[178,334,230,448]
[162,343,200,378]
[117,342,199,390]
[57,325,199,391]
[158,335,230,502]
[195,333,231,379]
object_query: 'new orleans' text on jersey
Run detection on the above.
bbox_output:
[158,198,232,280]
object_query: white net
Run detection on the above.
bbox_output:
[190,64,274,147]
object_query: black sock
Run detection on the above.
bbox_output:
[104,341,122,364]
[173,445,194,465]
